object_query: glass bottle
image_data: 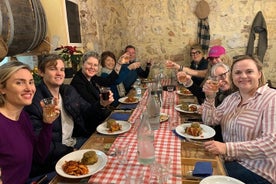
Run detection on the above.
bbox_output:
[147,88,161,130]
[134,78,142,100]
[137,111,155,165]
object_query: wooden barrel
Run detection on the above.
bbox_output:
[0,0,46,56]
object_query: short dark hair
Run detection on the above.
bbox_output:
[38,54,64,73]
[124,45,135,53]
[100,51,116,67]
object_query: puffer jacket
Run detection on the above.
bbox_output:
[24,81,104,176]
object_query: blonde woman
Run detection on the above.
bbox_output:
[202,55,275,184]
[0,62,59,184]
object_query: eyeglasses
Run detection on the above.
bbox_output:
[208,57,219,61]
[213,70,230,80]
[190,51,201,56]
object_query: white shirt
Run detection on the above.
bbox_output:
[59,95,76,147]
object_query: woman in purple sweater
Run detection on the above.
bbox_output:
[0,62,59,184]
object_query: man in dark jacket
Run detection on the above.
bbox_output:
[25,54,113,177]
[123,45,151,93]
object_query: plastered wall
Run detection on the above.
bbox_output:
[42,0,276,81]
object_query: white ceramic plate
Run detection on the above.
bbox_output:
[118,96,139,104]
[96,120,131,135]
[160,113,169,122]
[176,90,193,96]
[175,123,216,140]
[55,149,107,179]
[174,104,198,114]
[200,175,245,184]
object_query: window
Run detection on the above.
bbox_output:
[64,0,82,46]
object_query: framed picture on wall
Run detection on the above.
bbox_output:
[64,0,82,46]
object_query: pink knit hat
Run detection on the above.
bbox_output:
[208,46,226,58]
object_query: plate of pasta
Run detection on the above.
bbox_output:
[175,123,215,140]
[118,96,139,104]
[55,149,107,178]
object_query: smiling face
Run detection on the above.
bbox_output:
[125,47,136,61]
[232,59,261,94]
[213,66,231,91]
[190,49,203,63]
[1,69,36,108]
[208,57,222,66]
[104,56,116,70]
[82,56,99,80]
[40,59,65,88]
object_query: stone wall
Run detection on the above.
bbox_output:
[79,0,276,81]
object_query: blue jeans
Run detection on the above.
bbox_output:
[225,161,271,184]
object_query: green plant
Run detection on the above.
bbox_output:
[55,45,83,68]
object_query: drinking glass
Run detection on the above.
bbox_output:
[41,97,56,118]
[125,165,144,184]
[163,86,174,108]
[150,157,171,184]
[169,115,179,131]
[178,72,187,83]
[206,76,219,99]
[100,87,110,100]
[208,76,219,92]
[114,144,128,164]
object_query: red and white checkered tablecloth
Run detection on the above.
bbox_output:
[88,80,182,184]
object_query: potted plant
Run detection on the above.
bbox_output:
[55,45,83,78]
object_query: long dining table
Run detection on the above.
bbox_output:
[49,80,226,184]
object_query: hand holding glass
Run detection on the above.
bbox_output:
[41,97,57,118]
[100,87,110,100]
[204,77,219,99]
[177,72,187,83]
[165,60,174,69]
[208,76,219,92]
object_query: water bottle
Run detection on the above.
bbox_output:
[135,78,142,100]
[137,111,155,165]
[147,89,161,130]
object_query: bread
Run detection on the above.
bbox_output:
[81,151,98,165]
[106,119,121,132]
[107,119,116,128]
[185,122,202,136]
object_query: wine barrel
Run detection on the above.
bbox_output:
[0,0,47,56]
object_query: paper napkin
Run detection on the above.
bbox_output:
[192,161,213,177]
[109,113,130,121]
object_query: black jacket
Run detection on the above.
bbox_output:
[190,58,208,86]
[70,69,118,105]
[25,81,104,175]
[246,11,267,62]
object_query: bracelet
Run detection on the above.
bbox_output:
[178,65,183,71]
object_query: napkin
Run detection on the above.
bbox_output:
[109,113,130,121]
[172,129,185,140]
[192,161,213,177]
[117,104,137,110]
